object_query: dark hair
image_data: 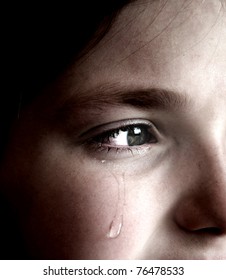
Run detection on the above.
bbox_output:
[1,0,132,159]
[1,1,134,259]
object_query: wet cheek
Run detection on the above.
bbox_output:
[26,171,119,257]
[18,140,190,259]
[20,148,149,259]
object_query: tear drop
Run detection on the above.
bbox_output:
[107,214,123,239]
[106,173,126,239]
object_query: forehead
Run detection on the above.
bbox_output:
[70,0,226,97]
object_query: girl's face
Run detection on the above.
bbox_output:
[1,0,226,259]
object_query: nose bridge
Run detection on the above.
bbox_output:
[187,131,226,229]
[175,123,226,233]
[197,124,226,187]
[195,127,226,204]
[191,98,226,183]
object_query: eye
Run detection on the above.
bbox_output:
[80,119,161,159]
[94,124,157,147]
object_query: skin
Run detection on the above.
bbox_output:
[1,0,226,259]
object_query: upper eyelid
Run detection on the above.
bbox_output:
[79,118,157,140]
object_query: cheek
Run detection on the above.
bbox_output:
[9,136,189,259]
[18,148,149,259]
[23,169,120,258]
[20,149,170,259]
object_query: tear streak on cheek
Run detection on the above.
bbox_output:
[59,171,127,239]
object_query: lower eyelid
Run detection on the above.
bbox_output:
[86,136,157,157]
[87,142,152,156]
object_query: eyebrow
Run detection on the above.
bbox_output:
[58,83,191,114]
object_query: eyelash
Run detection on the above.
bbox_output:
[84,121,159,156]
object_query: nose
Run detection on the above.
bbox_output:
[175,147,226,235]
